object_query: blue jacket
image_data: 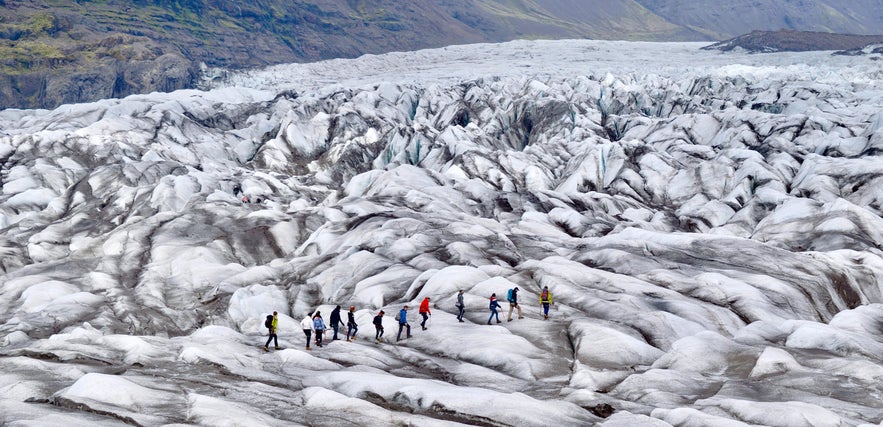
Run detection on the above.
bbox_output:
[489,298,501,311]
[398,309,408,324]
[313,317,326,331]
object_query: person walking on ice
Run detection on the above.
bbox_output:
[263,311,279,351]
[373,310,385,343]
[507,287,523,322]
[346,306,359,341]
[456,290,465,322]
[396,305,412,341]
[419,297,431,330]
[313,311,327,348]
[488,294,502,324]
[330,305,342,341]
[301,313,314,350]
[539,286,553,320]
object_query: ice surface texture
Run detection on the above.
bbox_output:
[1,39,883,426]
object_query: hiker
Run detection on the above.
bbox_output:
[373,310,385,342]
[263,311,279,351]
[455,290,465,322]
[488,294,502,324]
[396,305,412,341]
[330,305,342,340]
[313,311,326,348]
[301,313,313,350]
[539,286,554,320]
[346,306,358,341]
[507,287,523,321]
[419,297,431,330]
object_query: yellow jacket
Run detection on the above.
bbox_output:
[539,290,553,304]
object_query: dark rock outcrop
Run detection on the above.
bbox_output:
[702,30,883,53]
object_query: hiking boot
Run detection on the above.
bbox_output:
[496,320,502,323]
[518,316,524,319]
[275,346,281,350]
[407,334,412,338]
[487,320,491,325]
[306,346,311,350]
[507,318,512,322]
[263,346,269,352]
[458,319,465,323]
[421,326,427,331]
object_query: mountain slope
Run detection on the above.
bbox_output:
[2,0,883,110]
[636,0,883,40]
[0,0,496,110]
[475,0,704,40]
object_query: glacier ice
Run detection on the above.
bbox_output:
[1,39,883,425]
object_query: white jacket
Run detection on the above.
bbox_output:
[301,316,313,330]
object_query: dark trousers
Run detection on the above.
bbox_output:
[420,312,429,328]
[315,329,325,347]
[347,323,358,339]
[397,323,411,340]
[332,322,340,340]
[303,329,312,348]
[542,303,550,316]
[265,332,277,348]
[457,305,465,321]
[375,326,384,340]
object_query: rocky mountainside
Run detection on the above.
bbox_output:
[636,0,883,40]
[2,0,882,110]
[0,0,493,110]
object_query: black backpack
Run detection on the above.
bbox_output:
[265,314,273,329]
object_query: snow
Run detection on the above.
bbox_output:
[187,393,285,427]
[1,38,883,425]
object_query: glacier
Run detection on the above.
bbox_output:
[1,39,883,426]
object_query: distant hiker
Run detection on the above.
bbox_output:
[455,290,465,322]
[419,297,431,330]
[488,294,502,324]
[241,195,250,203]
[233,183,242,195]
[301,313,313,350]
[539,286,553,320]
[330,305,342,340]
[346,306,358,341]
[507,287,523,321]
[396,306,412,341]
[313,311,326,348]
[373,310,385,342]
[263,311,279,351]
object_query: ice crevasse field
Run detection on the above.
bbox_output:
[1,39,883,426]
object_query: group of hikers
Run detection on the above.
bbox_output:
[263,286,554,351]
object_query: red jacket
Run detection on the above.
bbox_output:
[419,298,431,314]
